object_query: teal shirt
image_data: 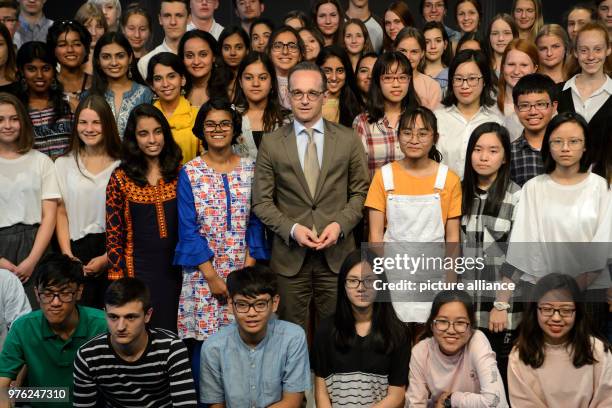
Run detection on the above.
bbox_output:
[0,306,107,408]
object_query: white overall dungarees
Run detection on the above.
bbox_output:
[381,162,448,323]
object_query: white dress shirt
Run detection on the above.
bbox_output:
[186,19,224,40]
[137,39,175,80]
[293,117,325,169]
[563,75,612,123]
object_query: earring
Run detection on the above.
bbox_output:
[127,69,132,80]
[50,78,59,92]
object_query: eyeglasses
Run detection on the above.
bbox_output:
[0,17,16,24]
[345,277,377,289]
[204,120,232,132]
[233,298,271,313]
[549,138,584,150]
[433,319,470,333]
[381,74,410,84]
[424,2,445,10]
[538,306,575,318]
[452,76,482,87]
[399,129,433,141]
[517,101,551,112]
[289,89,324,101]
[272,41,299,53]
[39,291,77,304]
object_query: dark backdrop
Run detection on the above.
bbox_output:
[46,0,572,47]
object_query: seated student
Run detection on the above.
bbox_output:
[73,278,197,407]
[0,268,30,352]
[406,290,509,407]
[200,266,311,408]
[508,273,612,407]
[510,73,557,187]
[0,254,106,408]
[311,250,411,407]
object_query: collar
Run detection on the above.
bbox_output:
[234,318,275,351]
[293,117,324,137]
[41,305,87,340]
[19,14,50,29]
[563,75,612,95]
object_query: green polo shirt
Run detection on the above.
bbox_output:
[0,306,106,407]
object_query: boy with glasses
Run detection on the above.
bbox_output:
[0,1,20,47]
[0,254,106,408]
[200,266,310,408]
[420,0,460,43]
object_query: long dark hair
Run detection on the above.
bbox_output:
[393,27,426,73]
[382,1,415,52]
[0,23,16,82]
[423,21,453,67]
[421,290,476,340]
[516,273,609,368]
[442,49,496,108]
[485,13,519,71]
[233,52,286,132]
[91,31,136,95]
[146,52,187,88]
[367,52,419,123]
[311,0,346,47]
[316,45,363,127]
[462,122,512,216]
[398,106,442,162]
[178,29,219,97]
[16,41,71,122]
[121,104,182,186]
[218,25,250,69]
[47,20,92,68]
[333,249,410,353]
[541,112,591,174]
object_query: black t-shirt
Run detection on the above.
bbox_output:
[311,316,411,407]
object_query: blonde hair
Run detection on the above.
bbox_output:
[74,2,109,34]
[536,24,570,79]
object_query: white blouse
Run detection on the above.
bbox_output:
[54,153,120,241]
[0,149,60,228]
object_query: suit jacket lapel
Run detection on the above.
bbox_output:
[283,124,314,201]
[314,120,336,200]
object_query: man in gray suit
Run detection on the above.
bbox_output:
[252,61,369,330]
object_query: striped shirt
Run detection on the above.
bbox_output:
[353,112,403,178]
[28,106,73,160]
[73,327,197,407]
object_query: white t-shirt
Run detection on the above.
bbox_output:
[0,149,60,228]
[363,15,383,53]
[435,105,503,179]
[55,153,120,241]
[0,268,31,352]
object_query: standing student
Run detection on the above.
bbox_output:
[312,0,344,47]
[345,0,384,53]
[353,51,416,177]
[267,26,304,110]
[74,2,107,76]
[47,20,92,112]
[187,0,224,39]
[486,14,519,80]
[91,0,120,33]
[455,0,481,36]
[311,250,411,407]
[120,4,152,60]
[557,22,612,181]
[233,52,287,160]
[249,17,274,53]
[510,73,557,187]
[382,1,414,52]
[0,23,17,94]
[342,19,373,72]
[0,0,21,48]
[16,0,53,44]
[423,21,452,96]
[597,0,612,41]
[508,273,612,407]
[0,93,59,306]
[435,50,503,179]
[394,27,442,111]
[179,30,218,108]
[0,267,30,352]
[90,32,153,138]
[217,25,249,100]
[54,95,121,308]
[105,104,183,332]
[536,24,570,84]
[148,52,200,164]
[497,39,539,141]
[16,41,73,160]
[298,26,324,62]
[406,290,509,407]
[73,278,198,407]
[284,10,309,30]
[316,45,363,127]
[566,3,598,43]
[232,0,263,33]
[461,122,521,388]
[174,98,268,392]
[420,0,461,43]
[512,0,543,42]
[355,52,377,103]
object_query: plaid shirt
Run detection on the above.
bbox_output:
[510,133,544,187]
[461,182,522,330]
[353,112,403,177]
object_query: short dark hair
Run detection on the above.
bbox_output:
[0,0,19,17]
[442,49,496,108]
[249,17,276,39]
[541,111,591,174]
[227,265,278,299]
[147,51,187,84]
[287,60,327,92]
[420,0,448,15]
[47,20,92,65]
[192,97,242,148]
[233,0,264,8]
[33,253,83,290]
[104,277,152,312]
[512,73,557,105]
[160,0,190,15]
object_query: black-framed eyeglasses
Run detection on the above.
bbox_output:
[538,306,575,318]
[452,76,482,87]
[289,89,324,101]
[39,291,77,304]
[433,319,470,333]
[204,120,232,132]
[0,17,16,24]
[517,101,551,112]
[381,74,410,84]
[272,41,299,53]
[345,277,377,289]
[233,298,272,313]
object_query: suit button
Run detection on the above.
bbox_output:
[312,205,316,210]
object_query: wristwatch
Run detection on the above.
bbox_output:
[493,301,511,311]
[444,394,452,408]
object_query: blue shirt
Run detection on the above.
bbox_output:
[200,318,311,407]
